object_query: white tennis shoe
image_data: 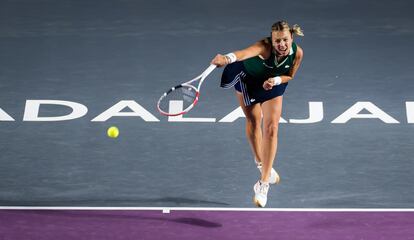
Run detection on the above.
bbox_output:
[253,180,270,208]
[256,161,280,184]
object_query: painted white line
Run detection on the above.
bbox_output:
[0,207,413,212]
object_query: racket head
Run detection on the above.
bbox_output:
[157,84,200,116]
[157,64,216,116]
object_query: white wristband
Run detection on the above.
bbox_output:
[225,53,237,64]
[272,76,282,86]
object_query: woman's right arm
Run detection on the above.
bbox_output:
[211,38,269,67]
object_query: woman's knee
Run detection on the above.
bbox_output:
[263,122,279,138]
[246,116,261,130]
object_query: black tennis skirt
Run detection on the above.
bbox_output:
[220,61,288,106]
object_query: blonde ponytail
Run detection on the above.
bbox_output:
[291,24,304,36]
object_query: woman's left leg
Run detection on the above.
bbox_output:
[260,96,283,183]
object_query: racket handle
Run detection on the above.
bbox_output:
[202,64,217,77]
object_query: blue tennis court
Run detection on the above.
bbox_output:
[1,0,413,239]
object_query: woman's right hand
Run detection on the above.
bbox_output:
[211,54,228,67]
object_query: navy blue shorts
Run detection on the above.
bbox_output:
[220,61,288,106]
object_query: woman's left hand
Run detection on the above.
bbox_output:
[263,78,274,90]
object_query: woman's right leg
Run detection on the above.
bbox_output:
[235,92,263,164]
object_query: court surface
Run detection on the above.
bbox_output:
[0,0,413,239]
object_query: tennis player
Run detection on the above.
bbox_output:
[211,20,304,207]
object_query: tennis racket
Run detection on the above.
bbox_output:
[157,64,217,116]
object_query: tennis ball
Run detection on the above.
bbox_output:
[107,126,119,138]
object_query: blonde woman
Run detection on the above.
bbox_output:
[211,20,304,207]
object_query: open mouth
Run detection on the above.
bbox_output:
[277,49,288,54]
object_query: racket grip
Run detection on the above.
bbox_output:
[202,64,217,76]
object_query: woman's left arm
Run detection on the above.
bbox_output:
[263,46,304,90]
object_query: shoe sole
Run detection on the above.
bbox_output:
[271,171,281,185]
[253,197,265,208]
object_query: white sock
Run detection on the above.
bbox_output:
[255,158,262,167]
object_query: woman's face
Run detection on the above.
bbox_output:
[271,29,293,57]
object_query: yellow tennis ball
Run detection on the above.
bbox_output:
[107,126,119,138]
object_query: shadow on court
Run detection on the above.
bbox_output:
[5,210,223,228]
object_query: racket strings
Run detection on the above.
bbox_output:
[158,85,198,115]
